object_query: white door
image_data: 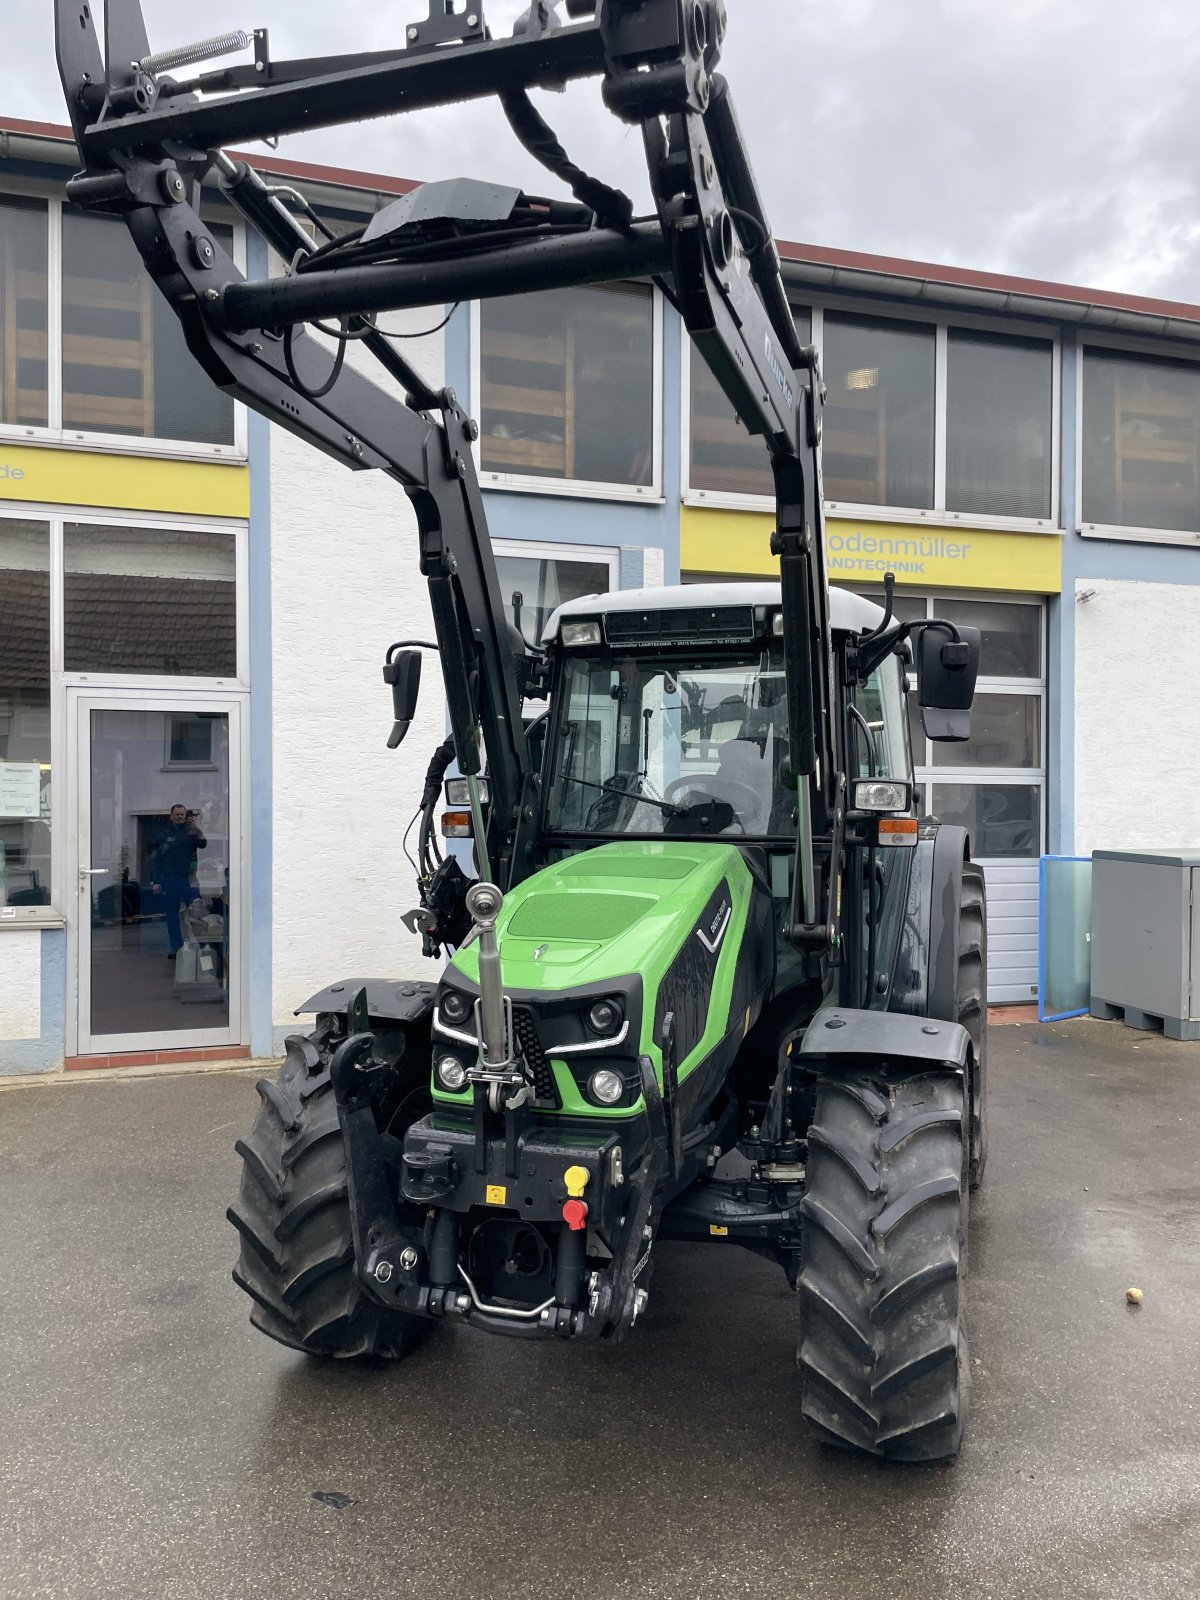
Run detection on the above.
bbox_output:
[68,689,246,1056]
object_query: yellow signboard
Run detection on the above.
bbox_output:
[681,506,1061,594]
[0,443,249,520]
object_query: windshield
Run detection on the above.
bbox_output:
[545,645,794,838]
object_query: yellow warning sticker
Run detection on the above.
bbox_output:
[710,1225,729,1237]
[485,1184,507,1206]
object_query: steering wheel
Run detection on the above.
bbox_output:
[663,775,764,828]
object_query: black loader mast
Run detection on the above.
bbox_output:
[55,0,840,947]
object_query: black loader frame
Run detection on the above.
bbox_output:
[56,0,985,1460]
[54,0,837,938]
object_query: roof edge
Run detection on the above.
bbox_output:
[3,114,1199,327]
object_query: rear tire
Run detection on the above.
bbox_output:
[798,1067,969,1462]
[228,1028,429,1359]
[959,863,987,1189]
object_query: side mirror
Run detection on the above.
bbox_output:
[917,623,980,742]
[383,649,422,749]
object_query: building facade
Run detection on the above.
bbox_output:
[3,120,1199,1071]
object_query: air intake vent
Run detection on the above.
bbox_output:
[604,606,755,646]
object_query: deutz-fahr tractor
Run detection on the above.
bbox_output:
[58,0,987,1461]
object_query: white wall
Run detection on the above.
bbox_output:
[1074,576,1200,857]
[0,931,41,1039]
[269,311,449,1026]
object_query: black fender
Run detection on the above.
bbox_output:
[295,978,436,1025]
[889,823,973,1025]
[801,1005,970,1073]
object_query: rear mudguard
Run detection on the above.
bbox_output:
[889,823,972,1026]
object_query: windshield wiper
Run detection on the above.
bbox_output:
[569,775,683,819]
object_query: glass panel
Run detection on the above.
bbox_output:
[0,520,52,910]
[546,643,793,837]
[946,330,1053,519]
[88,710,230,1037]
[688,307,811,496]
[1082,347,1200,533]
[931,597,1041,678]
[1041,856,1092,1019]
[493,553,611,648]
[852,656,911,780]
[64,523,237,676]
[61,210,235,445]
[931,782,1040,858]
[823,313,935,509]
[0,196,48,427]
[481,283,653,485]
[855,590,927,630]
[931,693,1039,767]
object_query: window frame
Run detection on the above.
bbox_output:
[1076,331,1200,547]
[681,298,1062,533]
[0,500,248,928]
[491,537,618,678]
[0,179,248,464]
[470,284,664,503]
[859,587,1048,863]
[0,514,54,927]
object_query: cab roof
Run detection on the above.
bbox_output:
[542,582,884,643]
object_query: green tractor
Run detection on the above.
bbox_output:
[59,0,986,1461]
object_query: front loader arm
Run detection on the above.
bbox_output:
[55,0,843,948]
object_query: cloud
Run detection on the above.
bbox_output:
[13,0,1200,298]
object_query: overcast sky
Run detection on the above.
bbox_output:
[12,0,1200,300]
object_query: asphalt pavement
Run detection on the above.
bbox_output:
[1,1019,1198,1600]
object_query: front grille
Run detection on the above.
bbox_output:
[604,606,754,647]
[512,1006,560,1106]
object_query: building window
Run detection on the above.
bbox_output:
[64,523,237,677]
[61,210,236,446]
[493,543,616,648]
[1082,346,1200,534]
[480,283,654,488]
[860,590,1045,860]
[166,715,216,767]
[0,196,49,429]
[823,313,935,510]
[688,309,812,498]
[0,519,52,913]
[946,330,1053,520]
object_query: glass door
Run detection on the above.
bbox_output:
[69,691,244,1055]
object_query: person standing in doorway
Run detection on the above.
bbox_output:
[150,804,207,959]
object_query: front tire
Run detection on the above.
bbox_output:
[798,1067,969,1462]
[228,1029,428,1359]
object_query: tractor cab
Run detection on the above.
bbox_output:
[536,581,915,993]
[540,581,904,842]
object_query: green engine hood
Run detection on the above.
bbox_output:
[450,841,746,994]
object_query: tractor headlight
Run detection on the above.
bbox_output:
[852,779,912,814]
[436,1055,469,1092]
[586,998,622,1036]
[588,1068,625,1106]
[439,988,472,1025]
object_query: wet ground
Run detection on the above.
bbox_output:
[1,1018,1197,1600]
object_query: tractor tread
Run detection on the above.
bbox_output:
[281,1114,341,1169]
[255,1076,301,1133]
[230,1026,428,1361]
[273,1177,349,1242]
[877,1107,962,1153]
[796,1273,875,1363]
[806,1123,883,1196]
[872,1174,961,1238]
[799,1196,878,1280]
[233,1135,284,1204]
[798,1066,969,1462]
